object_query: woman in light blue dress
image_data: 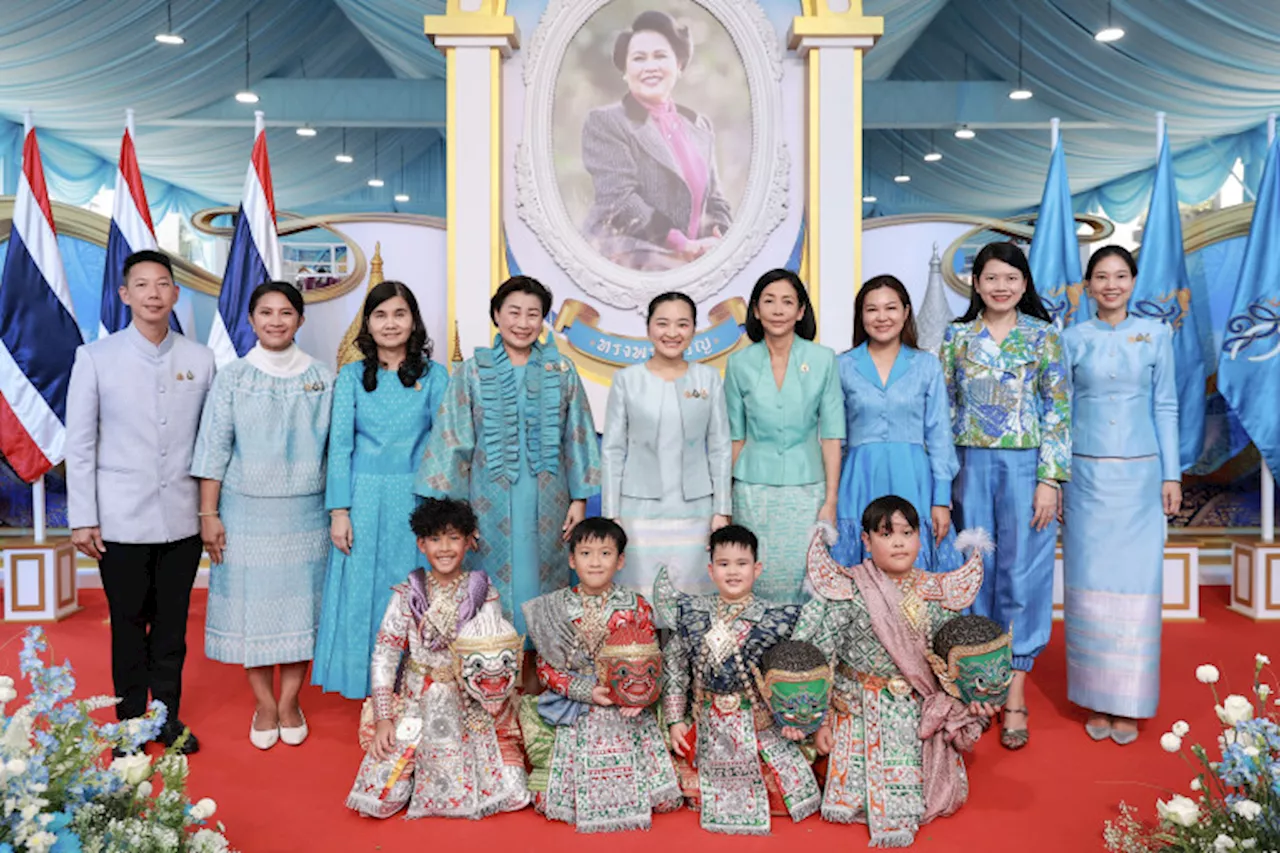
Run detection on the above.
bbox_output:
[725,269,845,604]
[414,276,600,640]
[833,275,959,570]
[192,282,332,750]
[312,281,448,700]
[601,292,732,606]
[1062,246,1181,746]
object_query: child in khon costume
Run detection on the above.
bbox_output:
[522,517,681,833]
[794,495,998,847]
[656,524,822,836]
[346,499,529,819]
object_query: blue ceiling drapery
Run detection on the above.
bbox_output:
[0,1,1276,222]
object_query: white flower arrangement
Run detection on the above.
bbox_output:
[0,627,238,853]
[1105,654,1280,853]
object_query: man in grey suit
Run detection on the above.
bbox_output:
[66,250,214,755]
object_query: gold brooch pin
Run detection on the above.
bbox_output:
[414,381,422,391]
[800,363,810,373]
[176,372,185,381]
[1128,333,1152,344]
[544,363,554,372]
[186,370,194,381]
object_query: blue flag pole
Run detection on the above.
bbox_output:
[1265,113,1276,544]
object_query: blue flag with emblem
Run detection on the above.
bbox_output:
[1029,140,1087,327]
[1132,131,1206,470]
[1219,135,1280,478]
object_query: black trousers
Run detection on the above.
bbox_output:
[98,536,202,722]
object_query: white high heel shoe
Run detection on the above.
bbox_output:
[279,710,308,746]
[249,712,279,750]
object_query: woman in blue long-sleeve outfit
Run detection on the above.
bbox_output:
[312,281,447,700]
[1062,246,1181,746]
[833,275,959,570]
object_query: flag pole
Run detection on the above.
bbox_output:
[1263,113,1277,544]
[255,109,264,138]
[126,107,135,137]
[23,109,48,546]
[1155,111,1169,545]
[1050,116,1059,149]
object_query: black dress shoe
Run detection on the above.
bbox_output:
[156,721,200,755]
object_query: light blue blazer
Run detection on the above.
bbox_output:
[600,361,732,518]
[1062,316,1181,481]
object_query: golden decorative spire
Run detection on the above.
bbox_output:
[450,319,464,371]
[336,241,384,368]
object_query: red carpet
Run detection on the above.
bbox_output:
[2,587,1273,852]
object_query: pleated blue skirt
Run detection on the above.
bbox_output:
[1062,455,1164,718]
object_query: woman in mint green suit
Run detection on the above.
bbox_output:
[724,269,845,604]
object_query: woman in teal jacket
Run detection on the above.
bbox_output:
[724,269,844,604]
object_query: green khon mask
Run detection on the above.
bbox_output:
[927,616,1013,707]
[759,640,831,735]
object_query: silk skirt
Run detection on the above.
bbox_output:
[1062,455,1164,718]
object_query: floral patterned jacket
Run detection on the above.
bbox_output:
[940,312,1071,483]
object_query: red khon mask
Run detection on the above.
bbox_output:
[595,623,662,708]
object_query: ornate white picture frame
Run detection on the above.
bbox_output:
[515,0,789,310]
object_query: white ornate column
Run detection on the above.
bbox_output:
[425,0,519,361]
[790,1,881,347]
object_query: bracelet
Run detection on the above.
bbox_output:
[197,511,219,517]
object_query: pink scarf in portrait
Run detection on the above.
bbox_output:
[849,560,985,824]
[644,100,708,245]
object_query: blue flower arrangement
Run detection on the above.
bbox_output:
[0,627,236,853]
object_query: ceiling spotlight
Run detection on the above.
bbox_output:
[296,125,317,137]
[894,132,911,183]
[893,174,911,183]
[394,148,410,204]
[1095,0,1124,41]
[955,125,976,140]
[367,178,385,188]
[335,128,353,163]
[1009,15,1033,100]
[155,1,184,44]
[234,12,257,104]
[923,132,942,162]
[862,194,877,203]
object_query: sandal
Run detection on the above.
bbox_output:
[1001,707,1029,750]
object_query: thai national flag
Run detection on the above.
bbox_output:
[100,112,183,338]
[207,113,281,367]
[0,121,84,482]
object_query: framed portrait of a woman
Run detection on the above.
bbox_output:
[517,0,789,310]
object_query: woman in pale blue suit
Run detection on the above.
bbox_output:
[193,282,332,750]
[1062,246,1181,746]
[312,282,448,700]
[602,292,732,606]
[833,275,959,570]
[725,269,845,604]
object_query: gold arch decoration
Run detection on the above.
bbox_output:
[335,242,384,369]
[188,207,369,302]
[864,212,1115,298]
[0,198,221,294]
